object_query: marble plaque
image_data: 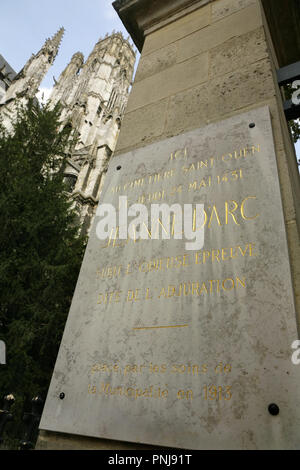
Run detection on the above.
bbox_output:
[40,106,300,449]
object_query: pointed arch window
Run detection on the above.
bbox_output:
[120,69,127,80]
[91,59,99,73]
[97,105,103,117]
[107,87,118,112]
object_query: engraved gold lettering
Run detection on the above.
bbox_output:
[194,243,257,267]
[241,196,259,220]
[177,389,193,400]
[127,289,140,302]
[170,147,188,161]
[208,205,222,228]
[225,200,240,226]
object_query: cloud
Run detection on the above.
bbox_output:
[36,87,53,104]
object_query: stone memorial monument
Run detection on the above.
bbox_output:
[38,0,300,450]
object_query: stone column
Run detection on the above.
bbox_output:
[37,0,300,449]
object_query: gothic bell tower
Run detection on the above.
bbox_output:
[48,32,136,233]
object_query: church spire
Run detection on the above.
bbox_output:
[50,27,65,50]
[0,27,65,107]
[42,27,65,63]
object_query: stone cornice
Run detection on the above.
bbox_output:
[112,0,211,52]
[113,0,300,66]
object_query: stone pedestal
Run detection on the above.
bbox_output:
[37,0,300,450]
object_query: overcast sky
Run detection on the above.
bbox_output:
[1,0,299,160]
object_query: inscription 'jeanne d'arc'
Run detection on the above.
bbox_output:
[100,195,259,250]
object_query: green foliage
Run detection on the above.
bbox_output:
[288,119,300,144]
[0,100,86,447]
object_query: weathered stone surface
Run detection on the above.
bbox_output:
[40,107,300,450]
[177,3,262,62]
[114,98,169,154]
[135,43,177,83]
[209,27,268,78]
[142,4,211,56]
[164,82,209,137]
[126,52,209,113]
[164,59,275,136]
[212,0,257,23]
[207,59,274,120]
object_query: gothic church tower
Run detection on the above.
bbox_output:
[0,29,136,234]
[49,32,136,233]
